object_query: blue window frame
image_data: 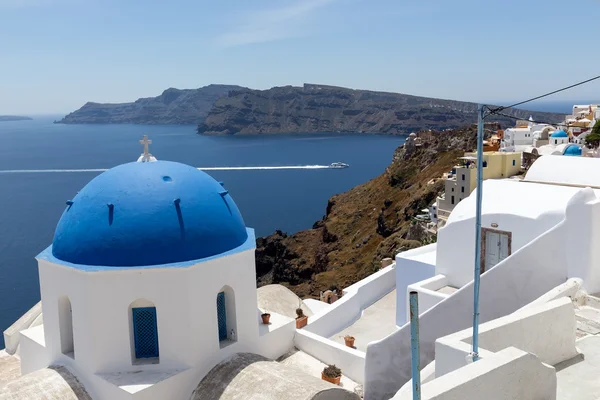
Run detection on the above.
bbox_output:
[132,307,159,359]
[217,292,227,341]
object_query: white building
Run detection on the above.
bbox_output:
[365,155,600,400]
[500,117,557,153]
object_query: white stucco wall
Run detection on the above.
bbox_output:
[435,297,577,378]
[38,248,261,375]
[364,217,569,400]
[406,275,449,324]
[294,329,366,384]
[3,301,42,355]
[436,179,588,288]
[395,244,437,326]
[563,188,600,293]
[437,212,564,288]
[19,325,49,375]
[305,264,396,338]
[31,244,297,400]
[393,348,556,400]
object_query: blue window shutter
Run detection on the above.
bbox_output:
[132,307,159,359]
[217,292,227,341]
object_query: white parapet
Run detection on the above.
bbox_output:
[393,347,556,400]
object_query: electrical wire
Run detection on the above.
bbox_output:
[489,111,564,126]
[488,74,600,113]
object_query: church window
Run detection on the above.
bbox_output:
[512,160,516,166]
[461,187,465,193]
[58,296,74,359]
[217,286,237,348]
[451,196,455,205]
[129,299,159,363]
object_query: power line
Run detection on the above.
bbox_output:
[490,111,567,126]
[488,74,600,113]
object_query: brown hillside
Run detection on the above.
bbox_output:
[256,126,478,298]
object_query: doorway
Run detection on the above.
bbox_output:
[481,228,511,273]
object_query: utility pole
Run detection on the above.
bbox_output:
[471,104,486,362]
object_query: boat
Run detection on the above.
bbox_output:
[329,162,349,169]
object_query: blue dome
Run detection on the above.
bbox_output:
[551,130,568,138]
[52,161,248,267]
[563,145,582,156]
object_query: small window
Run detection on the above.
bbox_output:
[216,286,237,348]
[434,214,437,219]
[132,307,159,360]
[451,196,455,205]
[482,161,487,168]
[451,187,454,192]
[461,174,465,181]
[58,296,74,359]
[512,160,516,166]
[461,187,465,193]
[129,299,160,364]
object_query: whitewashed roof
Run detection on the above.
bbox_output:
[190,353,359,400]
[525,155,600,188]
[447,179,590,224]
[0,366,90,399]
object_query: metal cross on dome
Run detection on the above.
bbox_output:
[139,135,153,162]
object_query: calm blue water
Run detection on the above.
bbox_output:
[0,117,405,347]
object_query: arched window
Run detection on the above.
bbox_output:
[129,299,159,363]
[58,296,74,358]
[216,286,237,347]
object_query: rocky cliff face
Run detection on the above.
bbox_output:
[255,126,478,298]
[199,84,564,135]
[57,85,242,125]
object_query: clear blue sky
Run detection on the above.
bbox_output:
[1,0,599,114]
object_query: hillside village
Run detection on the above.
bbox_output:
[2,104,600,399]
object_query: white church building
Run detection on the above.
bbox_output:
[0,143,362,399]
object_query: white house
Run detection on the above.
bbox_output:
[364,155,600,400]
[500,117,556,153]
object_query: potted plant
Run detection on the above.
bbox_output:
[296,307,308,329]
[344,335,355,348]
[321,364,342,385]
[261,310,271,325]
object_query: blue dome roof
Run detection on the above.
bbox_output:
[563,145,582,156]
[551,130,568,138]
[52,161,248,267]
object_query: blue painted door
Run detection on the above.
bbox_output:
[132,307,159,359]
[217,292,227,341]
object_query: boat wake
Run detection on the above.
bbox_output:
[0,165,338,174]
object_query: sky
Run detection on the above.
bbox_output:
[1,0,600,115]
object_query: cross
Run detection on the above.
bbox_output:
[139,135,152,157]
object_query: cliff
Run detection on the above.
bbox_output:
[0,116,32,121]
[57,84,243,125]
[198,84,564,135]
[255,126,478,298]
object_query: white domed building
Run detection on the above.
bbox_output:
[1,157,359,399]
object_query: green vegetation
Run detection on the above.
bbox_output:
[584,120,600,148]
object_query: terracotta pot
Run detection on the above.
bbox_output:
[261,313,271,324]
[344,336,355,348]
[296,315,308,329]
[321,372,341,385]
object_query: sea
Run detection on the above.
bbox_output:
[0,116,406,347]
